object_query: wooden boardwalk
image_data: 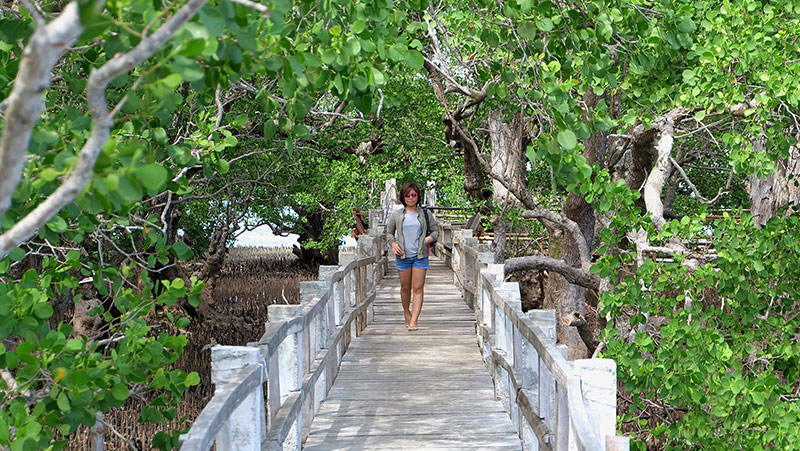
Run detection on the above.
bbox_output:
[303,256,522,450]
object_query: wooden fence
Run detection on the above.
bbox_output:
[433,223,630,451]
[178,225,386,451]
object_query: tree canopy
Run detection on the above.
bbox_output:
[1,0,799,448]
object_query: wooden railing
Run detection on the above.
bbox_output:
[433,225,630,451]
[179,225,386,451]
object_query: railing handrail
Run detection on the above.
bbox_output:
[179,224,387,451]
[435,222,628,451]
[255,255,377,356]
[179,365,263,450]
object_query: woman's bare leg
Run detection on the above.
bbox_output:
[398,269,412,325]
[409,268,427,327]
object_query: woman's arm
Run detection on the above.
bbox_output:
[385,211,397,245]
[427,209,440,243]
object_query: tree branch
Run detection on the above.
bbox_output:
[0,2,82,220]
[505,254,600,291]
[669,156,732,204]
[642,109,688,232]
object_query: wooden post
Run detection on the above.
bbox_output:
[319,265,338,340]
[555,344,570,451]
[574,359,618,450]
[358,235,377,327]
[300,281,325,372]
[606,436,630,451]
[90,412,104,451]
[267,306,302,400]
[530,310,556,444]
[211,346,266,451]
[332,278,343,326]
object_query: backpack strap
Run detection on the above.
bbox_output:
[422,206,430,237]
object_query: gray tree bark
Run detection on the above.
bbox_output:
[748,136,800,227]
[488,110,529,263]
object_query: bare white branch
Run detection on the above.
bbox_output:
[0,3,82,219]
[228,0,269,15]
[670,156,731,204]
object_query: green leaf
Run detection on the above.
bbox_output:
[185,372,200,386]
[8,248,25,261]
[678,17,696,33]
[46,215,68,233]
[134,164,168,191]
[216,159,230,174]
[557,130,577,149]
[110,383,129,401]
[33,302,53,319]
[518,22,538,40]
[161,74,183,89]
[321,48,337,65]
[57,391,71,412]
[406,50,424,69]
[64,339,83,352]
[351,19,366,34]
[180,38,207,57]
[199,6,224,37]
[371,66,386,86]
[171,242,194,260]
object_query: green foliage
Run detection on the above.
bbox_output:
[601,212,800,449]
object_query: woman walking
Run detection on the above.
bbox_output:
[386,182,439,331]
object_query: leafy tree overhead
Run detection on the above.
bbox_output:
[1,0,798,448]
[0,0,433,447]
[406,0,800,447]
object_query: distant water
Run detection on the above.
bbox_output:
[233,225,357,248]
[234,225,299,248]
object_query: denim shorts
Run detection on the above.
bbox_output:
[396,256,429,271]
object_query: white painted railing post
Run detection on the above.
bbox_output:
[368,209,386,279]
[299,281,327,444]
[479,265,504,362]
[496,282,521,430]
[530,310,557,445]
[267,305,303,450]
[453,233,463,291]
[480,265,503,327]
[520,326,539,450]
[358,235,377,327]
[210,346,266,451]
[91,412,104,451]
[572,359,618,451]
[555,344,570,451]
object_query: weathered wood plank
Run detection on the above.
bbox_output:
[303,436,522,451]
[308,413,517,432]
[313,399,508,416]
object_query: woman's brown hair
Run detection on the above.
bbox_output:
[399,182,421,206]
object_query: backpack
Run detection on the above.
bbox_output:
[422,206,432,240]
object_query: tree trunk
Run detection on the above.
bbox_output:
[292,208,338,267]
[748,136,800,227]
[488,111,528,206]
[544,197,590,360]
[543,92,607,360]
[488,110,529,263]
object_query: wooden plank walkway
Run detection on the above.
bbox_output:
[303,256,522,450]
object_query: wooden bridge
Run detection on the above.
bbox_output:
[301,256,520,450]
[179,181,630,451]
